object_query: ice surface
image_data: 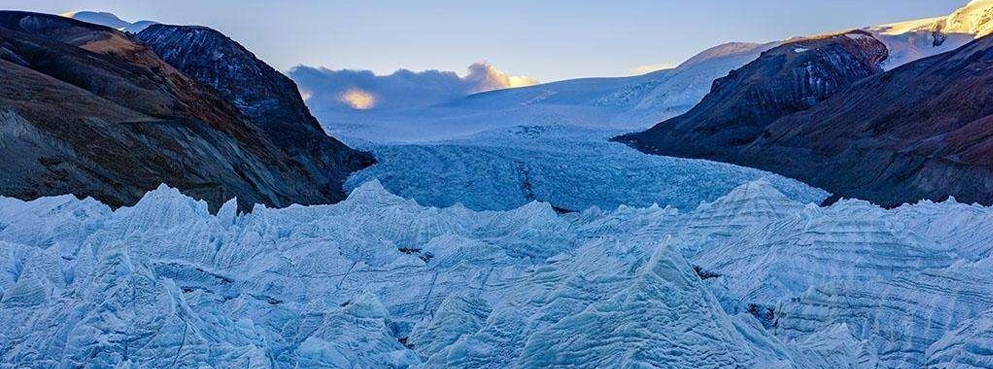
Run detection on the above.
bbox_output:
[776,257,993,369]
[927,308,993,369]
[1,179,990,368]
[347,126,829,212]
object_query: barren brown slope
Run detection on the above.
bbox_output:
[0,11,365,211]
[615,31,889,159]
[619,30,993,207]
[134,24,375,199]
[742,34,993,206]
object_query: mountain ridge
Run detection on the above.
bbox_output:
[0,11,370,211]
[614,31,888,156]
[619,29,993,207]
[134,24,375,200]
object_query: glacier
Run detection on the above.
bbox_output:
[1,179,991,369]
[30,3,993,368]
[346,126,828,212]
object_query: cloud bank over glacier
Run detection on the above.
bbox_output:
[290,62,537,112]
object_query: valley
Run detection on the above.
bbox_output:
[1,2,992,369]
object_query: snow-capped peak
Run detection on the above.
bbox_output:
[60,10,158,34]
[863,0,993,68]
[950,0,993,35]
[60,11,129,29]
[871,0,993,37]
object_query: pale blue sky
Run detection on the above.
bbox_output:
[7,0,970,81]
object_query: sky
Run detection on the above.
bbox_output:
[7,0,970,82]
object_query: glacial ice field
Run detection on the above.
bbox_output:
[1,178,991,369]
[346,126,829,212]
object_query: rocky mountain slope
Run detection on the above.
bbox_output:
[615,31,888,157]
[0,11,369,211]
[736,33,993,207]
[134,24,375,200]
[619,29,993,207]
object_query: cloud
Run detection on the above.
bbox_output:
[340,89,376,110]
[463,63,539,93]
[289,62,538,112]
[629,62,678,75]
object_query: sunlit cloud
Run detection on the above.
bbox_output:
[463,62,539,93]
[340,88,376,110]
[629,62,678,75]
[289,62,540,112]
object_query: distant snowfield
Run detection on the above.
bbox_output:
[308,41,777,142]
[1,180,990,369]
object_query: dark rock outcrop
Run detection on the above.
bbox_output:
[620,30,993,207]
[616,31,889,159]
[0,11,368,211]
[741,34,993,207]
[134,24,374,199]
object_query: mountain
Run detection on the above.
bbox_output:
[60,10,157,33]
[6,4,993,369]
[445,40,780,125]
[60,11,129,29]
[739,33,993,207]
[0,11,368,211]
[292,1,993,144]
[878,0,993,38]
[133,24,375,198]
[615,31,888,157]
[867,0,993,68]
[296,0,993,145]
[620,26,993,207]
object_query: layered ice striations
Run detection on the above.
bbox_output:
[776,257,993,369]
[347,126,829,212]
[927,308,993,369]
[1,179,991,368]
[516,242,791,369]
